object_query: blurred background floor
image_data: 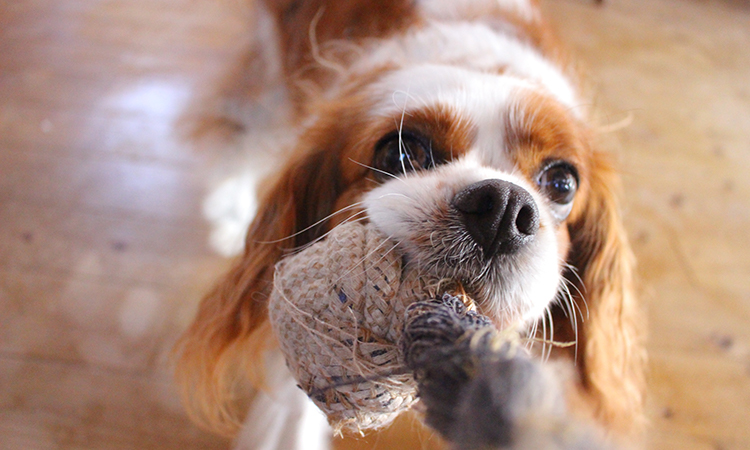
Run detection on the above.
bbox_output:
[0,0,748,449]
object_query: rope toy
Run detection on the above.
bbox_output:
[268,222,613,449]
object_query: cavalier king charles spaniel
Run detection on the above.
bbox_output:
[177,0,646,448]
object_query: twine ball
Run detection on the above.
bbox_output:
[268,222,438,432]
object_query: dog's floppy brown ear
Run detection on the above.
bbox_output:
[567,151,646,435]
[175,142,342,436]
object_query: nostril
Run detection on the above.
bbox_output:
[477,194,494,214]
[453,179,540,258]
[515,204,539,236]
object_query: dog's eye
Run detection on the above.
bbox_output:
[538,162,578,205]
[373,132,435,176]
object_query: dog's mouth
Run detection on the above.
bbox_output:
[395,234,548,328]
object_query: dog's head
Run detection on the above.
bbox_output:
[177,63,644,436]
[362,66,587,328]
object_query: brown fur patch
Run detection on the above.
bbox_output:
[406,104,479,160]
[263,0,420,106]
[505,90,590,208]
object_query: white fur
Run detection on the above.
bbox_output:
[350,22,579,114]
[234,353,331,450]
[204,174,258,257]
[203,128,295,257]
[419,0,539,23]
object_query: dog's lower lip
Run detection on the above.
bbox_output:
[482,234,534,260]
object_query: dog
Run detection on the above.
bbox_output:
[176,0,646,448]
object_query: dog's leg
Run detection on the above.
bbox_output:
[234,352,331,450]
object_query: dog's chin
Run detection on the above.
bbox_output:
[465,272,561,330]
[395,236,562,330]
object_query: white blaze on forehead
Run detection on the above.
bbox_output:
[369,65,527,116]
[350,22,579,113]
[419,0,539,23]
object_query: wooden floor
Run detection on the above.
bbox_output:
[1,0,749,449]
[544,2,750,449]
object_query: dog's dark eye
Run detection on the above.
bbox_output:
[538,162,578,205]
[373,131,435,177]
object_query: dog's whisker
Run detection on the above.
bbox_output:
[349,157,402,183]
[560,280,580,362]
[332,239,402,286]
[300,214,370,250]
[370,192,412,201]
[561,261,589,320]
[540,309,548,362]
[562,261,585,292]
[390,88,414,177]
[255,202,368,245]
[545,304,555,362]
[525,319,538,352]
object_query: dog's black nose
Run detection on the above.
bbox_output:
[452,179,539,258]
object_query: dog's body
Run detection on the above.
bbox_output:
[177,0,646,448]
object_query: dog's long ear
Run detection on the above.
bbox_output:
[567,150,646,435]
[175,138,343,436]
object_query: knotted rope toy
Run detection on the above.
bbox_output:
[268,222,520,431]
[268,222,611,449]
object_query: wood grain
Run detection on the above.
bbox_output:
[541,1,750,449]
[0,0,242,447]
